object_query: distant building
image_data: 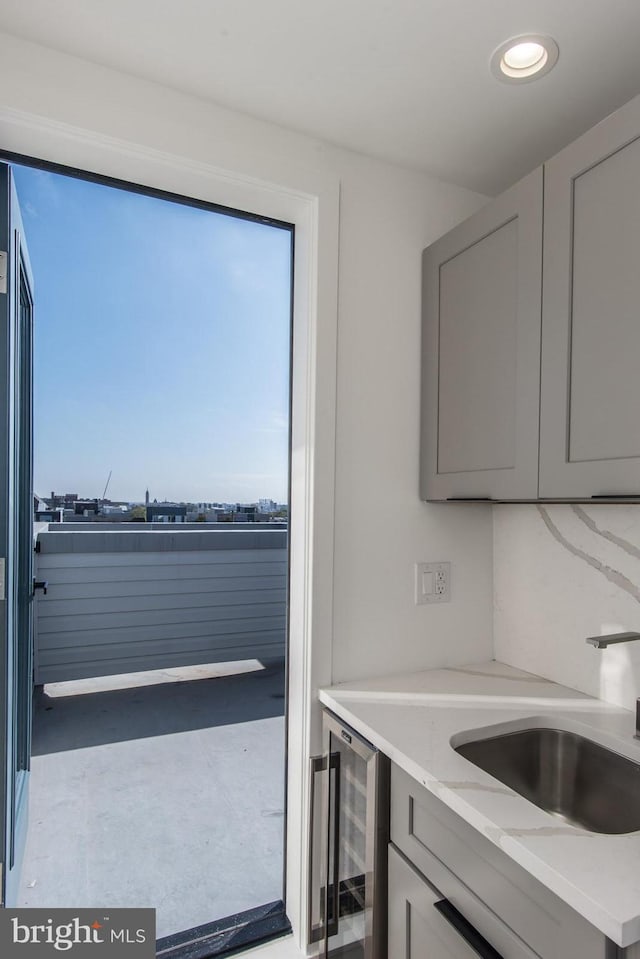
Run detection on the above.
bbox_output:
[34,493,63,523]
[146,503,187,523]
[101,504,129,516]
[47,491,79,509]
[35,510,63,522]
[203,507,231,522]
[74,499,100,516]
[234,504,257,522]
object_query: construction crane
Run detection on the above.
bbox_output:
[101,470,112,502]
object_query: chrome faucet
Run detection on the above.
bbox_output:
[585,631,640,649]
[586,631,640,737]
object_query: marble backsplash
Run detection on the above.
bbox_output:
[493,504,640,712]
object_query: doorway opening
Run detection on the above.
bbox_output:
[4,154,294,952]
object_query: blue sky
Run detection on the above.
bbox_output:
[13,164,292,504]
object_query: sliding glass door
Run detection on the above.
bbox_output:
[0,162,34,905]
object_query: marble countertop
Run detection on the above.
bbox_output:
[319,660,640,947]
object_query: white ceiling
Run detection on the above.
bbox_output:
[1,0,640,194]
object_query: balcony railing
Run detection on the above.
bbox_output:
[33,526,288,685]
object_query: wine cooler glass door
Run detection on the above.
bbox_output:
[322,711,388,959]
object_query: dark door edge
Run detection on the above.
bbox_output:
[156,900,291,959]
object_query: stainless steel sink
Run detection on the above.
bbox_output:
[455,726,640,834]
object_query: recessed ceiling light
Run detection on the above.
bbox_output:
[491,35,559,83]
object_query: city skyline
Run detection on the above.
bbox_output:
[14,163,292,503]
[40,488,287,508]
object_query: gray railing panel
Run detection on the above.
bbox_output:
[34,530,288,683]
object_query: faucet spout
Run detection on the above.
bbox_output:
[585,631,640,649]
[585,632,640,738]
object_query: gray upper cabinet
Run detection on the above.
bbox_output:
[421,92,640,502]
[420,168,543,501]
[539,94,640,498]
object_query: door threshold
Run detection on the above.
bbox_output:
[155,900,291,959]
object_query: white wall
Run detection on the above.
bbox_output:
[332,163,494,681]
[0,30,494,684]
[494,504,640,712]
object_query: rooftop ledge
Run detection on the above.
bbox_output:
[36,525,288,554]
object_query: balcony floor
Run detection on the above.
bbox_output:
[17,658,286,940]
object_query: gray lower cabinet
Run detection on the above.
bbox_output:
[389,844,484,959]
[420,167,542,501]
[389,763,612,959]
[388,845,536,959]
[539,93,640,498]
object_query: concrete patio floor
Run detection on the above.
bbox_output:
[17,658,286,940]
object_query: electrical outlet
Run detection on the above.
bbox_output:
[435,567,447,596]
[415,561,451,604]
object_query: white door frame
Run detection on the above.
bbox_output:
[0,106,339,953]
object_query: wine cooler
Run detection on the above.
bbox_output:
[309,709,389,958]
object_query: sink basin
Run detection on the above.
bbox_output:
[455,726,640,834]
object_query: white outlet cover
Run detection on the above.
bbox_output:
[415,561,451,604]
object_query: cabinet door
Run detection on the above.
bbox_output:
[540,93,640,497]
[420,168,542,501]
[389,845,503,959]
[390,765,604,959]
